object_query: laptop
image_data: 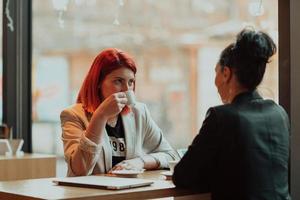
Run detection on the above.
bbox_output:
[53,175,154,190]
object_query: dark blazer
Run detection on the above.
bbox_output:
[173,91,290,200]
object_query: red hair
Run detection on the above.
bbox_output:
[77,48,137,113]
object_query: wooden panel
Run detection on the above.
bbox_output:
[188,47,198,136]
[0,153,56,181]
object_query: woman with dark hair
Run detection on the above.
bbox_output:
[173,29,290,200]
[61,48,177,176]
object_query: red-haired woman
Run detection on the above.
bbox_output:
[60,48,178,176]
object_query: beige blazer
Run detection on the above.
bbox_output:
[60,102,178,176]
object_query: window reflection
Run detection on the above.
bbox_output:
[32,0,278,175]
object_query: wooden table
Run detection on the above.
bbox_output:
[0,153,56,181]
[0,170,211,200]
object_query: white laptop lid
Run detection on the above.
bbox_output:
[53,175,154,190]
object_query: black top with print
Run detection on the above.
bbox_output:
[106,115,126,167]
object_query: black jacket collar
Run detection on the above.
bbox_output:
[232,90,262,104]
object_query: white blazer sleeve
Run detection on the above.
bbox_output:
[141,104,179,168]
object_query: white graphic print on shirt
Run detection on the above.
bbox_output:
[109,136,126,157]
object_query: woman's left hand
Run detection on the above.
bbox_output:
[108,158,144,173]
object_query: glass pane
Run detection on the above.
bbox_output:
[32,0,278,176]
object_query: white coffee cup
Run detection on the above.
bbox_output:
[8,139,24,154]
[3,139,24,157]
[125,90,136,106]
[168,160,179,173]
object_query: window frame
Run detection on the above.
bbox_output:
[2,0,32,152]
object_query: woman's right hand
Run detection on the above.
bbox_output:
[85,92,127,144]
[94,92,128,120]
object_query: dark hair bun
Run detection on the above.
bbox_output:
[218,28,277,90]
[234,29,276,64]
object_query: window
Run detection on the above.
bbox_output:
[32,0,278,176]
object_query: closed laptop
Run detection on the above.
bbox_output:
[53,175,154,190]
